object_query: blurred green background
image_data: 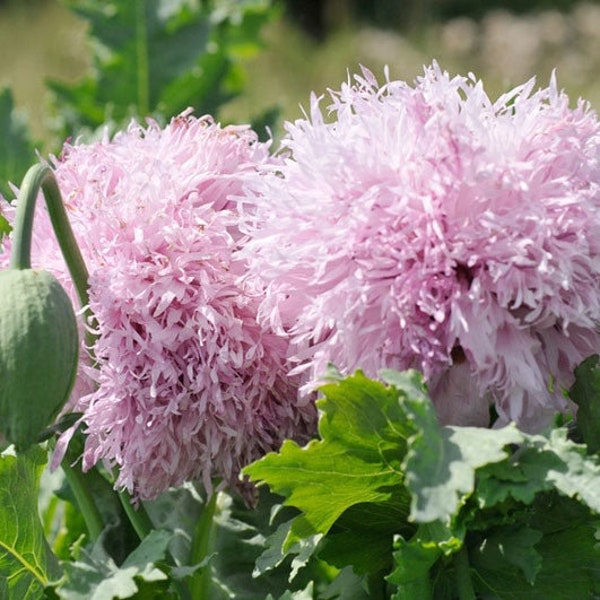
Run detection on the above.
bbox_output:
[2,0,600,147]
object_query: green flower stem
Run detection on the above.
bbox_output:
[10,163,97,357]
[454,544,477,600]
[60,449,104,543]
[11,163,105,542]
[117,489,154,540]
[118,488,193,600]
[11,164,90,307]
[188,492,218,600]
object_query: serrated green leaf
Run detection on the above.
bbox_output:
[266,581,313,600]
[210,488,325,599]
[244,371,411,548]
[387,534,439,600]
[473,526,543,585]
[570,354,600,453]
[319,492,412,575]
[476,428,600,515]
[403,418,524,523]
[381,369,526,524]
[320,567,372,600]
[0,446,62,597]
[253,519,321,582]
[55,530,171,599]
[0,87,36,202]
[470,495,600,599]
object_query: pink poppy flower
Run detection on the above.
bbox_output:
[238,63,600,431]
[2,112,315,500]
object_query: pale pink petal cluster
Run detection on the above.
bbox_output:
[238,63,600,431]
[2,113,315,499]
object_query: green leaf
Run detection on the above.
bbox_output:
[381,369,524,523]
[476,428,600,515]
[396,396,524,523]
[0,87,36,203]
[54,530,172,599]
[470,495,600,599]
[266,581,314,600]
[147,485,324,599]
[121,529,172,572]
[247,368,600,599]
[387,534,439,600]
[319,567,372,600]
[52,0,275,136]
[473,525,543,585]
[0,446,62,596]
[570,354,600,453]
[253,519,322,582]
[318,492,411,575]
[211,489,328,598]
[244,371,411,548]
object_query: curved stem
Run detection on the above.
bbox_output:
[11,163,97,361]
[11,163,106,544]
[11,164,90,308]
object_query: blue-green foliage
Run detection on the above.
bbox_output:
[245,368,600,598]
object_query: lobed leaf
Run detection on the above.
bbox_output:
[470,495,600,598]
[384,366,525,524]
[54,529,172,599]
[476,427,600,515]
[0,446,62,597]
[244,371,411,547]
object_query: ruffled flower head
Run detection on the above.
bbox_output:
[2,112,315,500]
[239,63,600,431]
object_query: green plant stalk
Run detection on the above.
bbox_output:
[117,488,154,540]
[135,0,150,117]
[11,164,89,306]
[60,444,104,543]
[11,163,98,357]
[454,544,476,600]
[10,164,105,542]
[188,492,218,600]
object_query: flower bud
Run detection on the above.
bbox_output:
[0,269,78,450]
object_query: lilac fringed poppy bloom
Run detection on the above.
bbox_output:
[238,63,600,431]
[2,112,315,500]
